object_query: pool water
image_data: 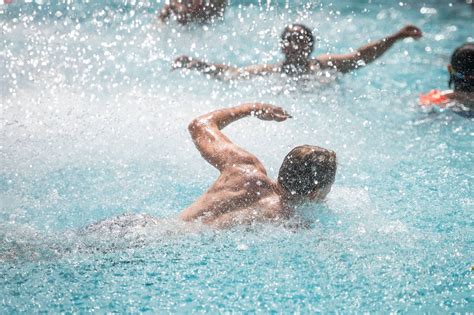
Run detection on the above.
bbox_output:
[1,0,473,312]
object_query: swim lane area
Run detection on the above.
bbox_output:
[1,0,473,312]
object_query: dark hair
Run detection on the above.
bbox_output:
[280,24,315,55]
[449,43,474,92]
[278,145,336,197]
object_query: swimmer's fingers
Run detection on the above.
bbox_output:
[255,104,292,121]
[272,106,292,121]
[409,26,423,40]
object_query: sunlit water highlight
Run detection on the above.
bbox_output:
[1,0,473,312]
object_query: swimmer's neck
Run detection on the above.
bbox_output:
[271,182,310,217]
[282,56,311,69]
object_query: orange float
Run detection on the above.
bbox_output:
[419,89,450,106]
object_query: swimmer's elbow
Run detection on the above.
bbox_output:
[188,118,201,136]
[188,117,209,138]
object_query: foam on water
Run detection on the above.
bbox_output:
[1,0,473,312]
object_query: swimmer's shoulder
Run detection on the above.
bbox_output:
[221,165,272,189]
[308,58,338,75]
[310,56,337,71]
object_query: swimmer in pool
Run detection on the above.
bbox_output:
[178,103,337,228]
[84,103,336,231]
[159,0,227,25]
[172,23,422,78]
[419,43,474,117]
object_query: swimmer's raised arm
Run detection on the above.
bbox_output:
[173,56,278,79]
[188,103,291,172]
[316,24,422,73]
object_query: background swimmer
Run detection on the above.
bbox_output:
[172,24,422,78]
[420,43,474,116]
[159,0,227,25]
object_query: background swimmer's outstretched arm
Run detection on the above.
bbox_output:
[188,103,291,172]
[315,24,422,73]
[173,55,237,77]
[240,64,280,77]
[172,55,278,79]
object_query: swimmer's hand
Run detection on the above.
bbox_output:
[251,103,292,122]
[172,55,204,70]
[172,56,232,78]
[396,24,422,40]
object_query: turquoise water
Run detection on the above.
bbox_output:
[1,0,473,312]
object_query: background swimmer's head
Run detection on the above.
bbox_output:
[448,43,474,92]
[280,24,315,61]
[278,145,337,201]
